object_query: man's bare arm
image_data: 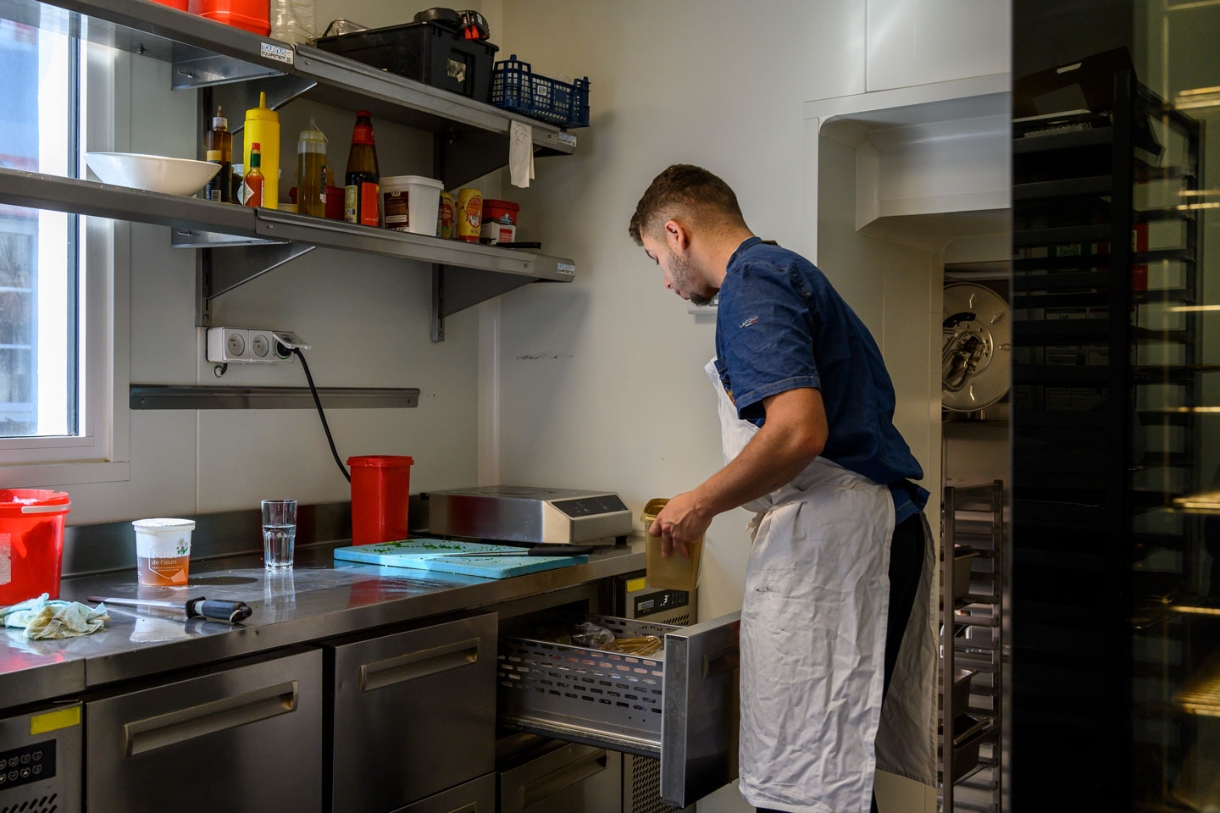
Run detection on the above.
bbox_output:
[650,387,827,555]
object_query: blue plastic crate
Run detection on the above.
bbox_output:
[491,55,590,129]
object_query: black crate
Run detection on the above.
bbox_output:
[316,21,499,102]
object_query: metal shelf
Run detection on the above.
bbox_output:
[0,0,290,83]
[0,0,585,338]
[2,0,578,184]
[0,167,575,327]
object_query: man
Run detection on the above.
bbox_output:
[629,165,937,813]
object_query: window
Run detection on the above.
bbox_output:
[0,12,127,485]
[0,18,77,439]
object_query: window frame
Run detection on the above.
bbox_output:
[0,29,130,486]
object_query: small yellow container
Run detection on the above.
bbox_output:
[641,498,703,592]
[456,188,482,242]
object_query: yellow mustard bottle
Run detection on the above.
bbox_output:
[243,91,280,209]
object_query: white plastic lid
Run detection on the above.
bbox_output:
[382,175,443,191]
[132,518,196,532]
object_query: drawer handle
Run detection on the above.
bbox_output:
[360,637,481,693]
[702,644,740,680]
[519,750,609,809]
[123,681,298,757]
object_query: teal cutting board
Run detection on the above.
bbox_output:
[332,538,590,579]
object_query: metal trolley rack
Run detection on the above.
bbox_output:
[941,482,1005,813]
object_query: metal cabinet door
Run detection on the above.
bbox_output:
[389,773,495,813]
[329,612,497,813]
[86,647,323,813]
[499,611,739,809]
[659,612,740,808]
[500,741,621,813]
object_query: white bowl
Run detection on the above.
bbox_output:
[85,152,221,197]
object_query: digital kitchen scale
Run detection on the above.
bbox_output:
[423,486,633,545]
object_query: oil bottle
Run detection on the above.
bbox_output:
[297,117,328,218]
[204,106,232,203]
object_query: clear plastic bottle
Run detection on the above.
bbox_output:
[296,118,327,218]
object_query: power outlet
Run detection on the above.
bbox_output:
[207,327,297,364]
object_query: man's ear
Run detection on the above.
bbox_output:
[664,219,690,253]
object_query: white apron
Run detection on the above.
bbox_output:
[704,360,937,813]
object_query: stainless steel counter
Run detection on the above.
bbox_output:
[1,541,646,711]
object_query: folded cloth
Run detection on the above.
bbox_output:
[0,593,108,639]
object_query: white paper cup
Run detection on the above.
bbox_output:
[132,518,195,586]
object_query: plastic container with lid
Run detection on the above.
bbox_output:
[189,0,271,35]
[641,498,703,592]
[0,489,71,604]
[482,199,519,226]
[348,456,414,545]
[132,518,195,586]
[381,175,444,235]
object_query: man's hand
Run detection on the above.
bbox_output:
[648,491,712,559]
[646,388,827,558]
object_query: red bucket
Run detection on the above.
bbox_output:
[0,489,71,604]
[348,456,414,546]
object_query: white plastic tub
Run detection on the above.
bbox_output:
[381,175,444,236]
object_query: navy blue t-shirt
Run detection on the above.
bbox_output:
[714,237,928,522]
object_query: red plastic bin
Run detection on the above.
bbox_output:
[0,489,71,604]
[151,0,189,10]
[348,456,414,546]
[188,0,270,36]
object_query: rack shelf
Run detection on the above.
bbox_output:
[0,167,575,285]
[941,482,1005,813]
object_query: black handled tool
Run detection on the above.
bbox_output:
[88,596,253,624]
[436,545,594,558]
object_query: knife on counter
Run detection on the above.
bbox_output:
[434,545,595,558]
[87,596,253,624]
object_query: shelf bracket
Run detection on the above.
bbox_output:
[171,41,286,90]
[431,263,536,343]
[204,74,320,130]
[196,243,317,325]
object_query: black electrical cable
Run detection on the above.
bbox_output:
[291,346,351,483]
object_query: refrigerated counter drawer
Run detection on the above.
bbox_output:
[86,647,324,813]
[497,612,739,809]
[326,612,498,813]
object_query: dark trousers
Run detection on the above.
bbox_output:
[758,511,926,813]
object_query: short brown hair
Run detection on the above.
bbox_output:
[628,164,745,245]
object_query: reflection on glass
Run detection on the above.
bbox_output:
[1134,4,1220,808]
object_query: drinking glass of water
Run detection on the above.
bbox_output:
[261,499,298,570]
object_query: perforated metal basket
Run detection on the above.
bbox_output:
[497,614,678,755]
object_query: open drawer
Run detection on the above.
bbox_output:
[497,612,740,808]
